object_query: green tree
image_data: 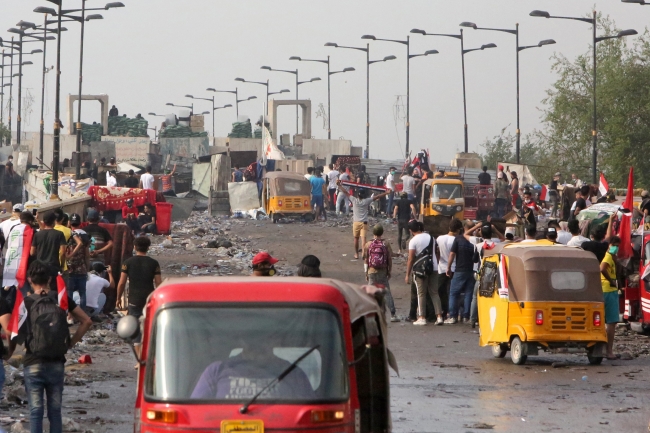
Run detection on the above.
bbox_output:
[540,14,650,189]
[0,123,9,145]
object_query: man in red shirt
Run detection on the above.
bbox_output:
[160,163,177,197]
[122,198,140,234]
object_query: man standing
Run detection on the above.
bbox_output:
[327,164,339,211]
[572,173,584,189]
[437,219,463,320]
[85,210,113,263]
[310,169,327,222]
[401,168,417,201]
[568,189,587,222]
[106,170,117,187]
[445,222,479,324]
[160,164,177,196]
[405,220,443,326]
[304,166,314,180]
[117,236,161,317]
[139,166,155,191]
[550,220,571,245]
[393,192,417,253]
[337,181,391,259]
[356,164,371,185]
[109,105,119,117]
[31,213,67,290]
[478,166,491,186]
[0,204,23,258]
[494,172,509,218]
[124,169,139,188]
[363,224,398,322]
[385,167,397,216]
[509,171,520,210]
[9,260,92,433]
[336,165,351,216]
[549,172,561,217]
[232,165,244,183]
[66,213,90,310]
[600,235,621,361]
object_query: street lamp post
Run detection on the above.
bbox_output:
[49,0,63,200]
[621,0,650,4]
[166,102,193,114]
[186,94,218,137]
[212,103,233,137]
[206,88,239,117]
[325,42,396,158]
[235,78,269,114]
[260,66,299,135]
[530,10,637,184]
[460,22,555,163]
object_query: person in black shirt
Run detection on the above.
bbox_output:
[9,260,91,433]
[85,210,113,263]
[569,189,587,221]
[445,223,479,324]
[124,169,139,188]
[117,236,161,318]
[393,192,417,253]
[549,172,561,218]
[478,166,491,186]
[582,214,615,263]
[138,203,157,234]
[30,213,67,282]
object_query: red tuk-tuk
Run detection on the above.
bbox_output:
[626,233,650,334]
[117,277,397,433]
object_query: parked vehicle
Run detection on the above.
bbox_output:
[262,172,313,223]
[419,172,465,237]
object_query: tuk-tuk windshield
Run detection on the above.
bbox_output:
[275,178,311,196]
[433,184,462,201]
[147,306,348,403]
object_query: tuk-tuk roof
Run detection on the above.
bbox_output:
[423,178,464,186]
[153,276,383,323]
[263,171,309,182]
[484,243,603,302]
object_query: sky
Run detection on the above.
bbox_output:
[1,0,648,163]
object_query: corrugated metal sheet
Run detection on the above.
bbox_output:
[361,158,496,187]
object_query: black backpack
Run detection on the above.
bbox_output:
[412,235,435,277]
[27,295,70,358]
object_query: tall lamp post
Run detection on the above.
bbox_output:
[459,22,555,163]
[324,42,396,158]
[0,45,36,144]
[166,102,193,115]
[234,78,269,114]
[206,88,239,117]
[621,0,650,4]
[530,10,636,183]
[260,66,299,135]
[212,103,232,137]
[186,94,218,137]
[410,29,496,153]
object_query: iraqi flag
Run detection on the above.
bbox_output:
[599,173,609,197]
[617,167,634,262]
[57,274,69,311]
[2,224,34,289]
[497,256,509,298]
[539,185,550,202]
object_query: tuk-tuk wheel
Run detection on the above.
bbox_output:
[587,350,603,365]
[271,213,278,224]
[492,344,508,358]
[510,337,528,365]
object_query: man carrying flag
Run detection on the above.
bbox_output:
[8,260,91,433]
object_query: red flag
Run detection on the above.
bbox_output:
[599,173,609,197]
[539,185,549,202]
[57,274,69,312]
[7,290,26,339]
[618,167,634,261]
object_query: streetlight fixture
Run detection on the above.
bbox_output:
[268,89,290,97]
[166,102,194,113]
[459,21,555,163]
[206,88,240,117]
[325,41,396,157]
[530,10,637,183]
[260,66,300,135]
[411,28,496,153]
[289,55,354,139]
[235,77,270,114]
[621,0,649,3]
[186,94,219,137]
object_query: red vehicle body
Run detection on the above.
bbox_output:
[121,277,396,433]
[626,233,650,334]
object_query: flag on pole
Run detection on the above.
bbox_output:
[7,289,26,339]
[598,173,609,197]
[2,224,34,288]
[498,256,509,298]
[263,125,285,160]
[539,185,549,202]
[618,167,634,261]
[57,274,69,311]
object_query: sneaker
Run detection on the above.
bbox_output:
[434,318,444,326]
[413,318,427,326]
[444,318,457,324]
[390,315,400,322]
[405,317,416,322]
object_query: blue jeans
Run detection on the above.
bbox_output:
[386,191,394,215]
[0,360,5,400]
[495,198,507,218]
[24,362,65,433]
[67,274,87,310]
[449,271,475,320]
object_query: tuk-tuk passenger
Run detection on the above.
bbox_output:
[600,235,621,360]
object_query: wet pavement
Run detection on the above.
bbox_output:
[4,212,649,432]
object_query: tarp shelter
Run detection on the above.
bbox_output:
[497,162,538,186]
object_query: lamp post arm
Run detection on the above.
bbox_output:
[375,38,408,45]
[548,15,595,24]
[476,26,517,35]
[336,45,368,52]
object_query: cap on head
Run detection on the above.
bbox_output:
[70,213,82,225]
[91,262,106,273]
[400,191,408,198]
[87,209,99,222]
[12,203,24,212]
[554,172,561,178]
[252,252,278,266]
[642,190,650,199]
[498,164,504,171]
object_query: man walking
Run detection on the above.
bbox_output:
[405,220,443,326]
[393,192,417,253]
[445,221,479,324]
[327,164,339,211]
[363,224,398,322]
[124,169,139,188]
[139,166,155,191]
[85,210,113,263]
[385,167,397,215]
[117,236,161,319]
[31,213,67,291]
[310,168,327,221]
[337,181,391,259]
[494,172,509,218]
[336,165,351,216]
[437,218,463,320]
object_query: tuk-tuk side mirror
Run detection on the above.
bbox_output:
[117,316,144,364]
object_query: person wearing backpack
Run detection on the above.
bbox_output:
[363,224,398,322]
[405,220,443,326]
[9,260,92,433]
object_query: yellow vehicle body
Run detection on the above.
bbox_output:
[420,174,464,237]
[262,172,312,223]
[478,242,608,365]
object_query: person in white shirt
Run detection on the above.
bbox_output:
[139,165,155,190]
[566,219,589,247]
[405,220,443,326]
[401,168,417,201]
[552,221,572,245]
[327,164,339,212]
[304,167,314,180]
[73,263,115,317]
[336,166,351,216]
[437,218,463,319]
[106,170,117,187]
[0,204,24,261]
[385,167,397,215]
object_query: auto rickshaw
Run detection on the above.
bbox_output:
[117,277,398,433]
[419,172,465,237]
[262,171,312,223]
[478,242,608,365]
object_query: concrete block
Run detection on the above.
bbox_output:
[190,115,205,127]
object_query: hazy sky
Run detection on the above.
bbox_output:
[1,0,648,162]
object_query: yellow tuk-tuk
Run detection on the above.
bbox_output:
[263,171,313,223]
[478,242,608,365]
[419,173,465,237]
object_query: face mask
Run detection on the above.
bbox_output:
[609,246,619,255]
[390,171,396,175]
[524,199,531,203]
[260,265,276,276]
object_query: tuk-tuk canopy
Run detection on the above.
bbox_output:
[263,171,311,196]
[485,244,603,302]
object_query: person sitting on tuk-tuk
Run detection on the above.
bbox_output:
[297,255,321,277]
[252,252,278,277]
[600,235,621,360]
[191,333,315,400]
[520,224,538,243]
[545,227,558,243]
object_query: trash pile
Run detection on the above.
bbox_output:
[80,123,103,143]
[107,116,149,137]
[159,125,208,138]
[228,119,253,138]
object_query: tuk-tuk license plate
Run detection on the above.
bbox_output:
[221,420,264,433]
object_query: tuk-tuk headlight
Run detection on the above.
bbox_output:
[433,205,444,212]
[456,206,462,212]
[311,410,345,423]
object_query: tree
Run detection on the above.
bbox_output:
[540,14,650,189]
[0,123,10,146]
